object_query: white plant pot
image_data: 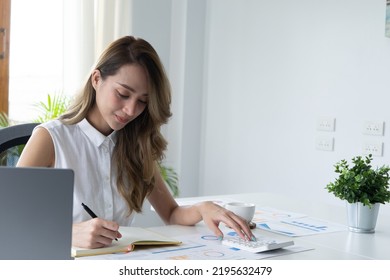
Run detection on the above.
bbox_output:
[346,202,380,233]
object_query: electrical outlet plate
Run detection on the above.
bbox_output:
[362,142,383,156]
[362,121,384,136]
[317,117,335,132]
[316,136,334,151]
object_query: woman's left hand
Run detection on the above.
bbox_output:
[196,201,255,241]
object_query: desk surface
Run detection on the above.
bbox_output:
[113,192,390,260]
[154,192,390,260]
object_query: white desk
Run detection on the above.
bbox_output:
[142,192,390,260]
[103,192,390,260]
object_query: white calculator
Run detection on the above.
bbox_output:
[222,235,294,253]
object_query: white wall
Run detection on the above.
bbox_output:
[200,0,390,214]
[132,0,207,197]
[131,0,390,217]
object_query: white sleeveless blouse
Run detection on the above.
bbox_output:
[39,119,134,225]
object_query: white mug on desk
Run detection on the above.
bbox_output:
[225,202,255,222]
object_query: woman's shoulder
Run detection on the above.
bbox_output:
[39,119,78,129]
[39,119,63,129]
[38,119,79,135]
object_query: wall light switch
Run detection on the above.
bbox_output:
[317,117,335,132]
[363,121,384,136]
[362,142,383,156]
[316,136,334,151]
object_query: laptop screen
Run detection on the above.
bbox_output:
[0,167,74,260]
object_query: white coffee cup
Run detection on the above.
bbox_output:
[224,202,255,222]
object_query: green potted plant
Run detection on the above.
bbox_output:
[33,93,70,123]
[325,154,390,233]
[0,112,10,127]
[159,164,179,197]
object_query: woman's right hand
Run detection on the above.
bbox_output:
[72,218,122,249]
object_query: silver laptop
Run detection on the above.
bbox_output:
[0,167,74,260]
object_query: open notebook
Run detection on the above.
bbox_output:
[72,226,182,257]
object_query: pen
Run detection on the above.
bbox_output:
[81,202,118,241]
[81,202,97,218]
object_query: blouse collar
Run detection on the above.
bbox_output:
[77,118,117,148]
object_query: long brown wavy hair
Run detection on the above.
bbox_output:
[60,36,172,214]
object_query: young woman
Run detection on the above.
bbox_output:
[17,36,255,249]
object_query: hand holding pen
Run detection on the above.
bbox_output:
[81,203,119,241]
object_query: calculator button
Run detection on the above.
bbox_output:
[222,236,294,253]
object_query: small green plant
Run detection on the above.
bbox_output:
[0,112,10,127]
[33,93,70,123]
[325,154,390,207]
[159,164,179,197]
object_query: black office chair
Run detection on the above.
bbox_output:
[0,123,40,166]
